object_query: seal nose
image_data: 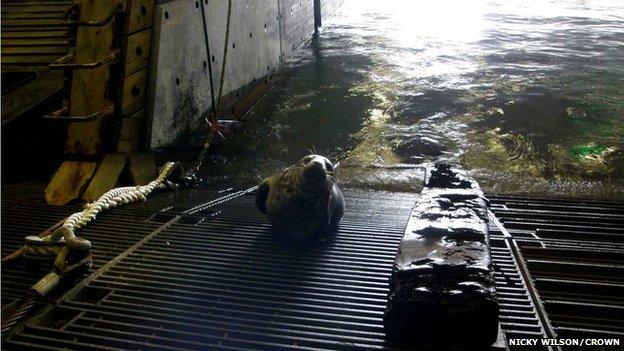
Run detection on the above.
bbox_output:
[304,160,326,180]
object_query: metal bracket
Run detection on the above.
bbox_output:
[49,49,120,70]
[61,1,125,27]
[44,101,115,122]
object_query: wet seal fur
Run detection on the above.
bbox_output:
[255,155,345,241]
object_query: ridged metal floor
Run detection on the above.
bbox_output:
[489,196,624,342]
[3,189,420,350]
[2,188,623,350]
[1,188,228,309]
[1,0,72,66]
[2,201,79,308]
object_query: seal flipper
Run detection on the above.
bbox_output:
[329,183,345,229]
[255,180,270,214]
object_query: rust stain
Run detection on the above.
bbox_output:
[45,161,97,205]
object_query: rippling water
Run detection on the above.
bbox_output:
[200,0,624,199]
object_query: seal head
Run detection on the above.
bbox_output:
[256,155,345,241]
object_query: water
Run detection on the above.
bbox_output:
[199,0,624,199]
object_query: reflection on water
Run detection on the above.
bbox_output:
[200,0,624,199]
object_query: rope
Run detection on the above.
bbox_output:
[1,247,24,263]
[194,0,232,173]
[1,162,181,335]
[1,294,38,334]
[43,161,180,250]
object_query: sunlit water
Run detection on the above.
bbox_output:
[199,0,624,199]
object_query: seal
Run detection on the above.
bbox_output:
[255,154,345,241]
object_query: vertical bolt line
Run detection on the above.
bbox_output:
[216,0,233,110]
[199,0,217,119]
[277,0,283,59]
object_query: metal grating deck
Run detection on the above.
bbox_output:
[1,1,74,125]
[1,0,72,66]
[3,189,420,350]
[489,196,624,342]
[2,188,623,349]
[1,189,229,310]
[2,201,79,308]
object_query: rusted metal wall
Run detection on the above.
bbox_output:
[146,0,342,150]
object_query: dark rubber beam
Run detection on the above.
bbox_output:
[385,164,499,347]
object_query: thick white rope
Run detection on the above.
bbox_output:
[0,161,182,330]
[45,162,180,250]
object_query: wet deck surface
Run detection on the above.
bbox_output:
[197,0,624,199]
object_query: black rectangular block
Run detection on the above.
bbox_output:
[385,164,499,347]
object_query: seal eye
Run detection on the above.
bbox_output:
[303,155,314,164]
[325,161,334,172]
